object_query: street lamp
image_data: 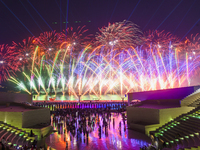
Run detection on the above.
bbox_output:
[121,97,125,103]
[78,94,81,103]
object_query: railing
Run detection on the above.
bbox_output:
[33,101,128,111]
[181,90,200,107]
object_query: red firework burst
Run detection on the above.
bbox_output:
[12,36,36,67]
[60,26,92,55]
[142,30,180,52]
[95,20,142,50]
[184,33,200,52]
[37,30,62,56]
[0,44,19,82]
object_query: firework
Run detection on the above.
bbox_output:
[37,30,62,57]
[2,20,200,101]
[142,30,180,54]
[12,37,36,68]
[0,44,19,82]
[184,33,200,53]
[95,20,142,50]
[60,26,92,57]
[9,45,200,100]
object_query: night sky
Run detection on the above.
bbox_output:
[0,0,200,45]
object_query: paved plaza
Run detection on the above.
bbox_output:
[46,113,151,150]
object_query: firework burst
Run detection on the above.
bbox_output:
[142,30,180,54]
[2,20,200,100]
[95,20,142,50]
[12,37,36,68]
[0,44,19,82]
[9,45,200,99]
[60,26,92,57]
[184,33,200,53]
[37,30,62,57]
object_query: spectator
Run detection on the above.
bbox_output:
[30,130,33,137]
[0,142,3,150]
[1,138,5,145]
[23,145,27,150]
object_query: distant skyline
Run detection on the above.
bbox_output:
[0,0,200,44]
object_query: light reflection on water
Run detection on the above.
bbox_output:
[45,113,151,150]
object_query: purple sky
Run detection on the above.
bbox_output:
[0,0,200,44]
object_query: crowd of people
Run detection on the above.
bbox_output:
[51,107,127,149]
[0,105,164,150]
[140,135,166,150]
[51,107,166,150]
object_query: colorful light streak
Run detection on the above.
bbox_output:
[8,43,200,100]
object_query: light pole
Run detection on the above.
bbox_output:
[121,97,125,103]
[78,94,81,103]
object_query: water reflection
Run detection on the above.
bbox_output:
[46,113,150,150]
